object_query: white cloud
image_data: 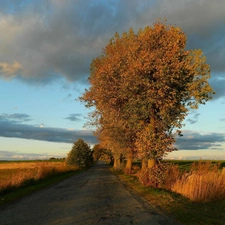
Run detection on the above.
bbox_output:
[0,150,65,160]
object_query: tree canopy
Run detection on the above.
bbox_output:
[80,21,214,168]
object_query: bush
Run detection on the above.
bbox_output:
[66,139,93,168]
[137,163,168,187]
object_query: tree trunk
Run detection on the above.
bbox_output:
[113,155,121,170]
[148,158,156,168]
[141,158,148,170]
[109,156,114,165]
[125,154,132,170]
[148,107,157,169]
[125,154,132,174]
[113,157,117,169]
[116,158,121,169]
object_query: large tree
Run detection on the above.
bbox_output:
[81,21,214,169]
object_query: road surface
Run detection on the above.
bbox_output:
[0,161,182,225]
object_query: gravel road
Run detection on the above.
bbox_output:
[0,161,182,225]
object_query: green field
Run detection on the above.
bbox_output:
[165,159,225,171]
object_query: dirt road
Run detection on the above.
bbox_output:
[0,161,182,225]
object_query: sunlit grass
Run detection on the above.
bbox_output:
[112,161,225,225]
[171,161,225,202]
[0,161,78,194]
[136,160,225,202]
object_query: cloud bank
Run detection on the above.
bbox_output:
[0,0,224,100]
[1,113,224,152]
[0,113,97,145]
[0,150,64,160]
[176,130,225,151]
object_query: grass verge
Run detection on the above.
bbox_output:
[111,168,225,225]
[0,170,81,207]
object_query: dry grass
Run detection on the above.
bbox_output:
[0,161,78,192]
[135,160,225,202]
[171,161,225,202]
[114,167,225,225]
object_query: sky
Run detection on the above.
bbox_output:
[0,0,225,160]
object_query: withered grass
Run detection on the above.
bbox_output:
[0,161,78,195]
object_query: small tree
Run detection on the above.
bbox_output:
[66,139,93,168]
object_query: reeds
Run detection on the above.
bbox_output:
[136,161,225,202]
[171,161,225,202]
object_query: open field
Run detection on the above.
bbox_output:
[164,159,225,171]
[0,160,78,190]
[0,160,64,169]
[133,159,225,171]
[0,160,79,205]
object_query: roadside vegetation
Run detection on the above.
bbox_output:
[1,139,94,206]
[80,19,221,224]
[66,139,93,168]
[137,160,225,202]
[170,161,225,202]
[111,160,225,225]
[0,159,79,206]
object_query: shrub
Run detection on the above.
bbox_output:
[162,163,184,190]
[137,162,168,187]
[66,139,93,168]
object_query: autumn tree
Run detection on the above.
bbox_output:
[80,21,214,171]
[92,144,110,160]
[95,116,136,171]
[95,123,123,169]
[92,144,103,161]
[66,139,93,168]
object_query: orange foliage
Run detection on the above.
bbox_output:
[80,20,214,165]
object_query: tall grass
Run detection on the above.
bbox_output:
[136,161,225,202]
[0,161,78,193]
[171,161,225,202]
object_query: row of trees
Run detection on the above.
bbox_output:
[79,21,214,174]
[66,139,112,168]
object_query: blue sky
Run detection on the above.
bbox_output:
[0,0,225,160]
